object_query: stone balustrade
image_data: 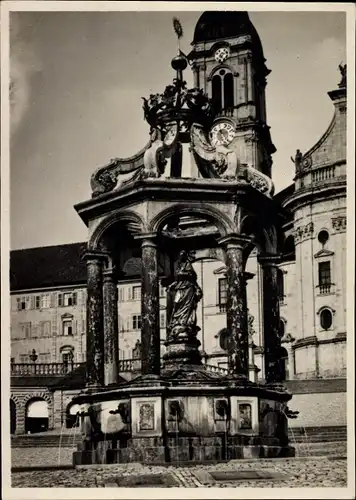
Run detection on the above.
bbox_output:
[11,359,229,377]
[11,362,83,377]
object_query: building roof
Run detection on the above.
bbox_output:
[10,242,166,292]
[10,242,88,291]
[274,183,295,204]
[192,11,264,56]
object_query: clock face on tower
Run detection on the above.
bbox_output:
[214,47,230,63]
[209,121,235,147]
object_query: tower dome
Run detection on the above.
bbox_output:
[192,11,264,56]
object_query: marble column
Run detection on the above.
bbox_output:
[192,62,200,88]
[140,235,160,376]
[246,54,253,102]
[103,266,119,385]
[258,253,283,385]
[163,253,176,331]
[219,235,251,378]
[85,252,106,388]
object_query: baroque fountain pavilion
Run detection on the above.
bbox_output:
[71,13,295,465]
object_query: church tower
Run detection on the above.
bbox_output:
[188,12,276,177]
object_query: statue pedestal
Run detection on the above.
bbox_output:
[163,329,202,367]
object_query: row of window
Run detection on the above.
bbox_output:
[14,284,167,311]
[16,319,78,339]
[15,349,78,364]
[279,307,334,335]
[14,313,168,339]
[217,262,332,312]
[119,284,166,302]
[16,292,78,311]
[122,313,166,332]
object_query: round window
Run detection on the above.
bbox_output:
[320,309,332,330]
[318,230,329,245]
[219,329,231,351]
[219,69,226,76]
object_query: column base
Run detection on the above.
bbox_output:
[163,331,202,367]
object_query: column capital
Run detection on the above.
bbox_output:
[102,266,117,281]
[218,234,253,250]
[83,249,110,263]
[258,253,282,267]
[134,232,158,248]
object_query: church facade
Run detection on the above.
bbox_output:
[10,12,347,436]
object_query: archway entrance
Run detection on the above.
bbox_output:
[66,403,81,429]
[25,399,49,434]
[10,399,16,434]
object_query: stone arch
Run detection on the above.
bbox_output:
[149,204,234,237]
[208,63,237,81]
[89,211,146,250]
[10,399,16,434]
[10,394,25,435]
[22,391,52,407]
[22,392,53,433]
[65,401,81,429]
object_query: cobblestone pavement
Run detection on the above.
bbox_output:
[10,449,348,488]
[11,447,73,468]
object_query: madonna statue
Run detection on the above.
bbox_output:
[167,250,203,341]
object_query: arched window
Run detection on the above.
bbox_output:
[212,74,222,112]
[25,398,49,434]
[283,235,296,261]
[211,69,234,113]
[66,403,81,428]
[320,309,333,330]
[60,345,74,372]
[279,319,285,339]
[277,269,285,304]
[279,347,289,381]
[223,73,234,110]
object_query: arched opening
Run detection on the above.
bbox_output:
[10,399,16,434]
[223,72,234,110]
[25,398,49,434]
[211,69,235,113]
[60,345,74,372]
[279,347,289,381]
[66,403,81,429]
[277,269,285,304]
[282,235,296,261]
[212,74,222,112]
[279,319,285,339]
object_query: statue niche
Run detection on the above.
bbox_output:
[167,250,203,342]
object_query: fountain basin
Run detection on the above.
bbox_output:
[71,368,295,465]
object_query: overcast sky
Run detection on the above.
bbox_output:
[9,8,346,250]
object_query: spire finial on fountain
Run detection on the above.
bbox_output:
[171,17,187,79]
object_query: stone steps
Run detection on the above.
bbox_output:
[294,441,346,457]
[288,426,346,443]
[12,434,82,448]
